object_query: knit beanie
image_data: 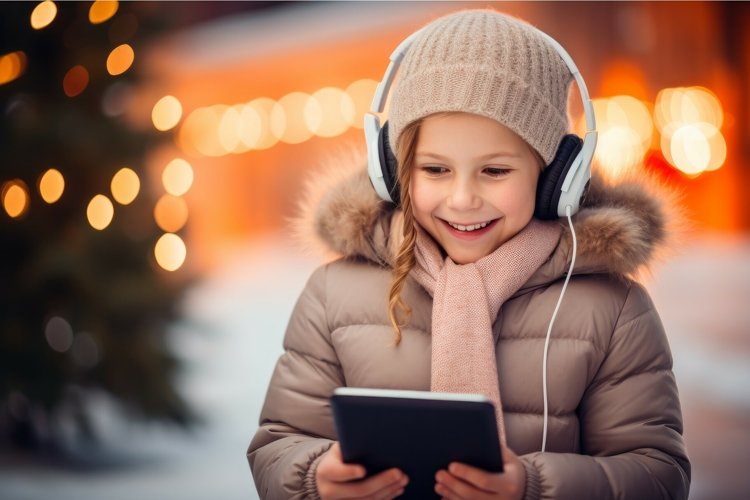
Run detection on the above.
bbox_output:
[388,9,573,165]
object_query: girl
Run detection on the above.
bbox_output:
[248,9,690,500]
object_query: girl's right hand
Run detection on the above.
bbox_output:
[316,442,409,499]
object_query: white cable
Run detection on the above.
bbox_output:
[541,205,577,452]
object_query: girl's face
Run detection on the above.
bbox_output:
[409,112,542,265]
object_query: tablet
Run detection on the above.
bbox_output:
[331,387,503,499]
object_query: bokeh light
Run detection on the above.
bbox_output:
[106,44,134,76]
[655,86,726,176]
[45,316,73,353]
[162,158,194,196]
[154,194,188,233]
[110,167,140,204]
[237,103,263,150]
[662,122,727,176]
[30,1,57,30]
[152,95,183,131]
[2,179,30,218]
[0,51,28,85]
[87,194,114,230]
[63,65,89,97]
[179,106,225,157]
[89,0,119,25]
[304,87,355,138]
[272,92,315,144]
[177,80,387,157]
[39,168,65,203]
[71,332,100,368]
[217,104,243,153]
[245,97,280,150]
[345,79,379,129]
[154,233,186,271]
[655,86,723,131]
[588,96,653,179]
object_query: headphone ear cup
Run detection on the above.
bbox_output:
[378,121,401,205]
[535,134,584,220]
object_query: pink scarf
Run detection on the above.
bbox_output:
[411,219,561,445]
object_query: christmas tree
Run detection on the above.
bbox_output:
[1,1,195,450]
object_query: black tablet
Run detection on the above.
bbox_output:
[331,387,503,499]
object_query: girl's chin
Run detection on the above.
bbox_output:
[444,246,494,264]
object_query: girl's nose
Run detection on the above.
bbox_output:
[446,180,480,210]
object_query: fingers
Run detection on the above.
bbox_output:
[338,468,408,499]
[367,470,409,500]
[317,444,367,483]
[445,463,496,492]
[317,443,408,500]
[434,456,526,500]
[435,469,484,499]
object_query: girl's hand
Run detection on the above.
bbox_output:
[434,446,526,500]
[316,442,409,499]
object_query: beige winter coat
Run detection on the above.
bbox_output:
[248,152,690,499]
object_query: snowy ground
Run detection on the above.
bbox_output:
[1,234,748,499]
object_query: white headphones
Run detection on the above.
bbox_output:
[364,25,597,220]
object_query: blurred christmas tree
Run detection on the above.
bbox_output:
[0,1,195,451]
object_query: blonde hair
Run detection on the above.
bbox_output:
[387,120,422,344]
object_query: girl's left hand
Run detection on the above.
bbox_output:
[434,446,526,500]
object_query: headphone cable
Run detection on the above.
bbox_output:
[541,205,577,453]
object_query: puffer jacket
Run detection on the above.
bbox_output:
[247,150,691,500]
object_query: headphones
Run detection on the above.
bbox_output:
[364,26,598,220]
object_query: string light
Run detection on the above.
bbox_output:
[106,44,134,76]
[0,51,28,85]
[655,86,726,176]
[177,79,381,157]
[30,1,57,30]
[304,87,354,138]
[71,332,100,368]
[45,316,74,353]
[154,233,186,271]
[218,105,243,153]
[63,65,90,97]
[274,92,315,144]
[179,106,225,156]
[2,180,30,218]
[152,95,183,131]
[162,158,193,196]
[110,167,140,204]
[89,0,119,25]
[154,194,188,233]
[87,194,114,230]
[39,168,65,203]
[587,96,653,180]
[245,98,280,150]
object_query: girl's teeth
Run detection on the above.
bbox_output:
[449,221,489,232]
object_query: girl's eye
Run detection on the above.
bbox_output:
[421,166,448,175]
[485,167,510,177]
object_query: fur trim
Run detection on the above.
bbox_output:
[292,148,686,279]
[290,146,391,266]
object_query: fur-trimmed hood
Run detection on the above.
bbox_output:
[294,147,682,287]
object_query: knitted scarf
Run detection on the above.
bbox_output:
[411,219,561,445]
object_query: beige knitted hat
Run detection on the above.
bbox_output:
[388,9,573,165]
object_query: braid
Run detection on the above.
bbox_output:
[387,120,421,344]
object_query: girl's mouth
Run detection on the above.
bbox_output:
[439,218,498,239]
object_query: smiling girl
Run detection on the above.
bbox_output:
[248,9,690,500]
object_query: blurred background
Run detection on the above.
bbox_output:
[1,1,748,499]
